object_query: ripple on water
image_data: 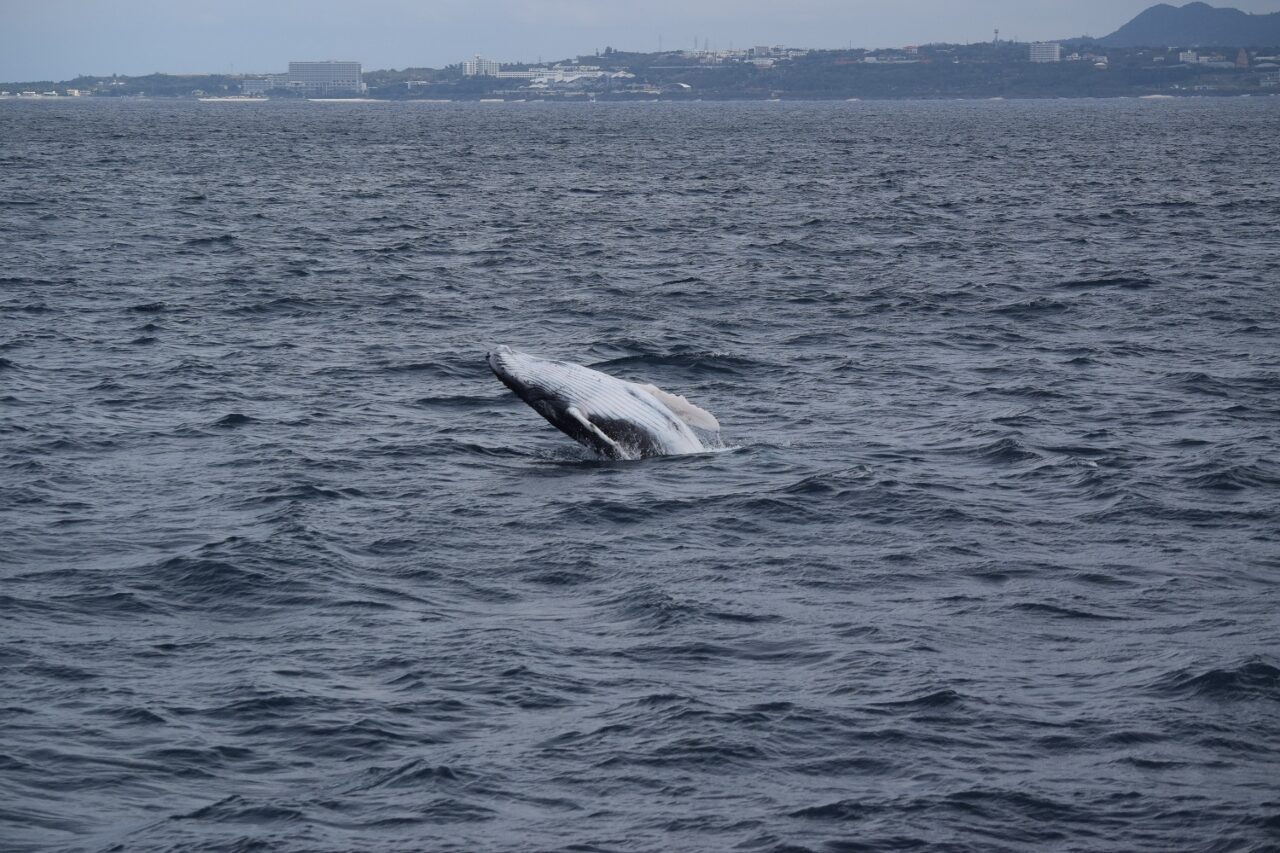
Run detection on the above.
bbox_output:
[1,98,1277,853]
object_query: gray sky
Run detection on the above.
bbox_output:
[4,0,1280,81]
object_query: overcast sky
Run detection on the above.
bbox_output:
[4,0,1279,81]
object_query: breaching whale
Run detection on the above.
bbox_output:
[488,345,721,460]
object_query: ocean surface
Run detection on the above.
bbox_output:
[2,97,1278,852]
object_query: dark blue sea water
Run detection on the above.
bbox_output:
[2,98,1279,852]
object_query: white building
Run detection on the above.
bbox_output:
[495,66,577,80]
[463,55,502,76]
[1179,50,1198,64]
[1030,42,1062,63]
[475,63,621,85]
[285,61,363,93]
[242,61,364,95]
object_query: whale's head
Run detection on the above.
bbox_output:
[488,345,563,407]
[490,344,596,448]
[486,344,518,375]
[488,345,535,393]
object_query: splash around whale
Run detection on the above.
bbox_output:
[488,345,722,460]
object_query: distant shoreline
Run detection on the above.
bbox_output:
[3,93,1278,103]
[8,40,1279,103]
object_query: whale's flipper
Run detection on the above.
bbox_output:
[566,406,626,456]
[638,384,720,433]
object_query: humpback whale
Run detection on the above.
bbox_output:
[488,345,720,460]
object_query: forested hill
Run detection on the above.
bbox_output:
[1101,2,1280,47]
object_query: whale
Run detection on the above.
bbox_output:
[488,345,720,460]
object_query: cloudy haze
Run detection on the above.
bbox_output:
[4,0,1280,81]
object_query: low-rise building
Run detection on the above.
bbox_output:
[462,61,622,85]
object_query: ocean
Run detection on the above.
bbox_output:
[2,97,1278,852]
